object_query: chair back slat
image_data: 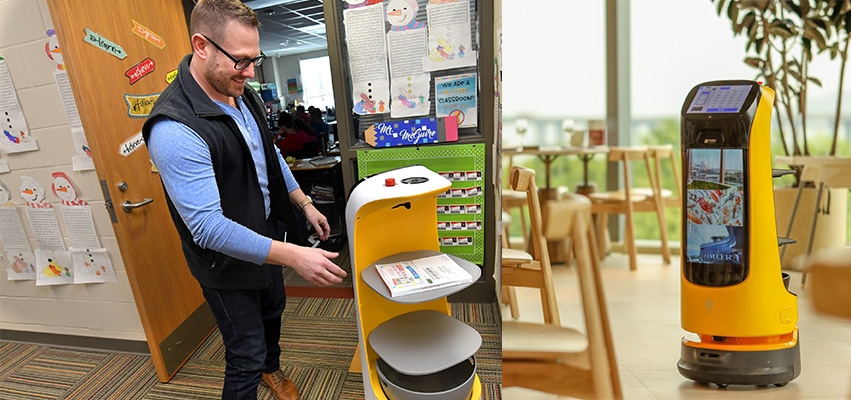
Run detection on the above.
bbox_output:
[506,165,560,325]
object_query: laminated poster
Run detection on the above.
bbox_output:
[435,73,477,128]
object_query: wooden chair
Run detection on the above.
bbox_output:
[501,166,560,325]
[503,186,622,399]
[502,153,529,250]
[501,211,521,319]
[631,145,678,264]
[589,146,671,270]
[635,145,682,209]
[502,189,528,250]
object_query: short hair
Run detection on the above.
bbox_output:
[190,0,260,41]
[278,111,293,128]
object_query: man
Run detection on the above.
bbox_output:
[142,1,347,399]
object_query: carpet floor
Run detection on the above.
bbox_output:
[0,248,501,399]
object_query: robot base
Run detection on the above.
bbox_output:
[677,340,801,387]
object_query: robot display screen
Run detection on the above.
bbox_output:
[686,85,751,114]
[684,148,748,286]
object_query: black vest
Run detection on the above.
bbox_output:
[142,54,302,290]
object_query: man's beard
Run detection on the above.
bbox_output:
[206,58,244,99]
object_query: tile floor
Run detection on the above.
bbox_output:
[501,252,851,399]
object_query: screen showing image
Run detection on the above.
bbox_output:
[686,84,751,114]
[684,148,747,286]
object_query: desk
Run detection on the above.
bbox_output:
[504,146,609,199]
[289,156,345,235]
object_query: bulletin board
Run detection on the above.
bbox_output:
[335,0,482,145]
[356,143,486,264]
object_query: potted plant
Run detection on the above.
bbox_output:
[711,0,851,269]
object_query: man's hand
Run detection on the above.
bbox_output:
[267,241,346,286]
[304,205,332,241]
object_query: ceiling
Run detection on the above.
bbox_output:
[244,0,330,57]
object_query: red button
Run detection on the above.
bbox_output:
[385,178,396,186]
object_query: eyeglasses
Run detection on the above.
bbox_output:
[201,34,266,70]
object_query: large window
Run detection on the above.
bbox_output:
[502,0,851,246]
[299,56,335,110]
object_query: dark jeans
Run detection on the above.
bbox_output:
[201,265,286,399]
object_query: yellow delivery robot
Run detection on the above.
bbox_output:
[345,165,482,400]
[678,80,801,387]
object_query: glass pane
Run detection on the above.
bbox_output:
[299,56,335,110]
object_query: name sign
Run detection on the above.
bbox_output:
[125,58,155,85]
[124,93,160,118]
[131,19,165,49]
[119,132,145,157]
[83,27,126,59]
[365,116,458,147]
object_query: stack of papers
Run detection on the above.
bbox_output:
[374,253,473,297]
[310,184,335,203]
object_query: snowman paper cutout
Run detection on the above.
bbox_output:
[52,172,87,206]
[19,176,51,208]
[0,179,12,206]
[45,29,65,70]
[386,0,425,31]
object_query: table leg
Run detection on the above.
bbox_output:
[576,154,597,196]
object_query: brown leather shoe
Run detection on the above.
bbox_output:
[261,370,300,400]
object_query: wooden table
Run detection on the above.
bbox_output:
[504,145,609,199]
[504,146,609,263]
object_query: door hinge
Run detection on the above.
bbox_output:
[100,180,118,223]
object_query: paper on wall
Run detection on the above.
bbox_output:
[34,248,73,286]
[387,28,431,118]
[422,1,477,72]
[0,202,37,280]
[70,247,116,284]
[0,58,38,153]
[344,3,391,115]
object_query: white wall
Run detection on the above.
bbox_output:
[0,0,145,342]
[263,49,329,106]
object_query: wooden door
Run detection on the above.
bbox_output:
[47,0,214,382]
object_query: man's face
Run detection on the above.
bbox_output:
[203,22,260,99]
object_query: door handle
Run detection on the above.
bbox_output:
[122,198,153,213]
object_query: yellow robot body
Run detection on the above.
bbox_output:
[678,81,801,387]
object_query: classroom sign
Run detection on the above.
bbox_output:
[435,73,477,128]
